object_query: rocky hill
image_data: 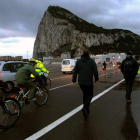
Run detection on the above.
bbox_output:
[33,6,140,58]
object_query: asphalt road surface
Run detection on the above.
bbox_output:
[0,64,140,140]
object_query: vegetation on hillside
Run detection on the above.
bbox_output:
[47,6,140,55]
[48,6,135,34]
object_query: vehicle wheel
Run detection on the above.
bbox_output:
[63,72,66,74]
[0,98,21,129]
[35,87,49,106]
[4,92,24,109]
[46,78,51,90]
[2,82,14,93]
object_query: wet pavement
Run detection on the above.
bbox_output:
[0,64,140,140]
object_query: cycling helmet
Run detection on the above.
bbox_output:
[29,58,37,65]
[38,58,43,62]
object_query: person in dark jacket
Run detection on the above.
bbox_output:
[121,51,139,104]
[102,61,107,70]
[15,58,42,101]
[72,50,99,117]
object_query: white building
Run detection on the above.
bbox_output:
[75,53,127,63]
[61,52,71,59]
[92,53,126,63]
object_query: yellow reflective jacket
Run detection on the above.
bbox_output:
[31,60,49,78]
[138,67,140,74]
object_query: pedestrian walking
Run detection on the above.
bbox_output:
[72,50,99,117]
[102,61,107,70]
[121,51,139,104]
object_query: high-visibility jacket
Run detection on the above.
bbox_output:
[138,67,140,74]
[31,60,49,78]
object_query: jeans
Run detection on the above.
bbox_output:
[79,85,94,110]
[124,76,135,100]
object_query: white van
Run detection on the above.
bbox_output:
[61,59,77,74]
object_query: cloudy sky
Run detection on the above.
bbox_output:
[0,0,140,59]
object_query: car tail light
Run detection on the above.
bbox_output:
[0,72,1,80]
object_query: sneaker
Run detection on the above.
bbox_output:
[82,108,88,117]
[126,100,132,104]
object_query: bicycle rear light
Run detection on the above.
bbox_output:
[10,95,16,98]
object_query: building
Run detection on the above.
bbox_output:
[75,53,127,63]
[61,52,71,59]
[0,56,23,61]
[92,53,127,63]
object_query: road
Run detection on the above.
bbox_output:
[0,64,140,140]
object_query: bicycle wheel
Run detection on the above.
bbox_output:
[5,92,24,109]
[46,78,51,90]
[35,87,49,106]
[0,98,21,129]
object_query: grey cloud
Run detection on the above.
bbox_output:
[0,0,140,39]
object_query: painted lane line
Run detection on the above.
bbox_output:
[51,76,71,80]
[50,71,117,91]
[49,67,116,80]
[25,79,125,140]
[91,79,125,102]
[50,83,73,91]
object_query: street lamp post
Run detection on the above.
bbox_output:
[27,51,30,59]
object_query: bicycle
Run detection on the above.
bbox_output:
[5,80,49,109]
[41,72,51,90]
[0,96,21,129]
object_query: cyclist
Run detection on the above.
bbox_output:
[31,58,49,84]
[15,58,43,101]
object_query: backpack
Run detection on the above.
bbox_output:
[124,60,133,73]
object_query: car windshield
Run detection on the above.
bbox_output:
[62,60,70,65]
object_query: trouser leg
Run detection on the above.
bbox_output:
[124,76,135,100]
[24,82,36,100]
[41,75,47,84]
[80,85,93,110]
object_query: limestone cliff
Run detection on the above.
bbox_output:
[33,6,140,58]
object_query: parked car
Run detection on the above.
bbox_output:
[0,81,7,90]
[61,59,77,74]
[0,61,27,92]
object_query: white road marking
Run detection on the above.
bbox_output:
[49,83,73,91]
[49,71,117,91]
[49,66,116,80]
[25,78,124,140]
[51,76,71,80]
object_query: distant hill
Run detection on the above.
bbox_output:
[33,6,140,58]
